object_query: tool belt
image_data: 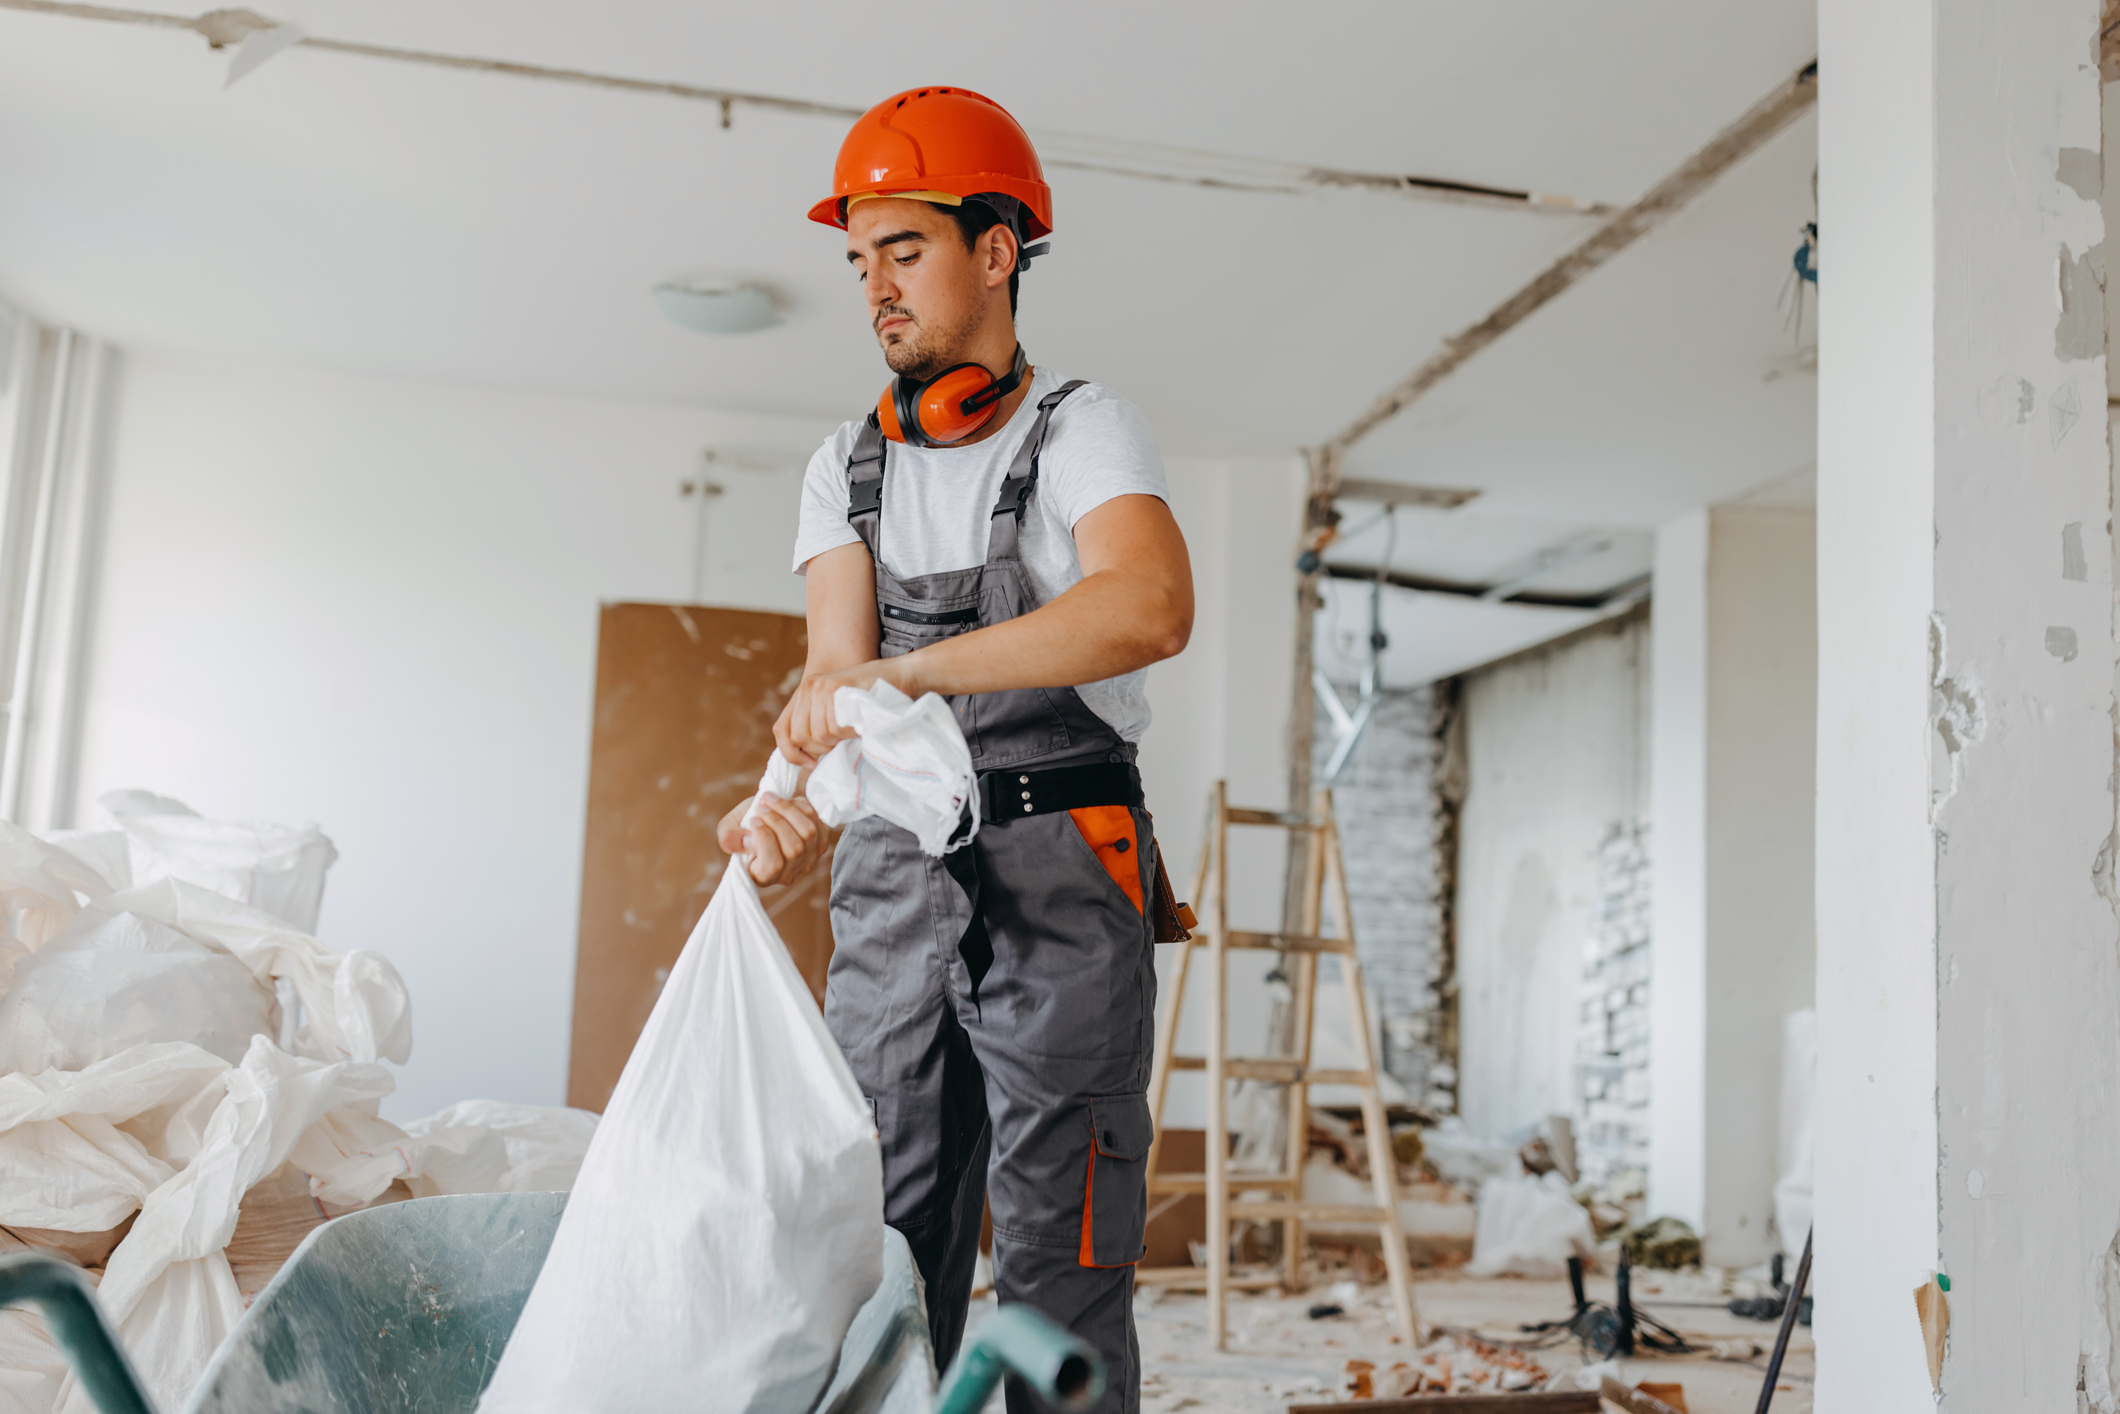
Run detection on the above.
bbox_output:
[974,762,1196,944]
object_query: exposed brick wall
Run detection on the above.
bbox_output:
[1576,819,1652,1184]
[1312,682,1460,1114]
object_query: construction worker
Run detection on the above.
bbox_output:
[718,87,1193,1413]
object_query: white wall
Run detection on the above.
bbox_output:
[72,350,1289,1125]
[1651,505,1817,1263]
[74,350,833,1119]
[1455,613,1651,1140]
[1139,453,1305,1129]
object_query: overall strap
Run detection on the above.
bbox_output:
[987,381,1088,561]
[844,412,888,556]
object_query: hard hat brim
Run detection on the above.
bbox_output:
[810,174,1054,241]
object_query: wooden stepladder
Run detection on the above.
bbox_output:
[1139,782,1419,1349]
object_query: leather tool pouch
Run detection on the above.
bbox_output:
[1151,851,1198,943]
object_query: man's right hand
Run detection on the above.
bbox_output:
[717,792,831,886]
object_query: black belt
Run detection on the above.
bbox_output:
[946,761,1143,1011]
[978,761,1142,822]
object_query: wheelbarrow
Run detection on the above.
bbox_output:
[0,1193,1101,1414]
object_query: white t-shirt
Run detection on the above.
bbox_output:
[792,368,1169,743]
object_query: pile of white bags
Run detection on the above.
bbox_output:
[0,797,597,1414]
[482,685,971,1414]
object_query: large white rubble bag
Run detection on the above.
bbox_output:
[99,790,338,933]
[477,757,886,1414]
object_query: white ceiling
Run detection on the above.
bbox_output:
[0,0,1820,679]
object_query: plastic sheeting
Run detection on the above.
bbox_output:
[98,790,338,934]
[1465,1172,1595,1278]
[0,800,597,1414]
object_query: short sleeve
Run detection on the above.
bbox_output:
[791,428,862,573]
[1035,386,1169,531]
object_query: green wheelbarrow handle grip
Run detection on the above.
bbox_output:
[0,1253,158,1414]
[932,1304,1105,1414]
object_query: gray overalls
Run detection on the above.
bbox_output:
[824,384,1157,1414]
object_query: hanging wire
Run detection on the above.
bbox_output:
[1317,506,1397,782]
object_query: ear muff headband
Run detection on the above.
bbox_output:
[877,346,1031,448]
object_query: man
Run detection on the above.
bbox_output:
[718,86,1192,1413]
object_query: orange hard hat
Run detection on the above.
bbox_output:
[809,87,1053,242]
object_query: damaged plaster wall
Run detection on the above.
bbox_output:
[1814,1,2120,1407]
[1454,610,1651,1143]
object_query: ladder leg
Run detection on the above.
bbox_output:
[1282,949,1317,1291]
[1282,819,1325,1291]
[1205,783,1230,1351]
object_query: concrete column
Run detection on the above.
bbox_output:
[1816,0,2120,1409]
[1650,506,1818,1267]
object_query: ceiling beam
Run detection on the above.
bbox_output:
[1321,561,1647,612]
[1332,477,1481,509]
[1322,58,1818,459]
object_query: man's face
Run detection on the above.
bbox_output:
[845,198,991,380]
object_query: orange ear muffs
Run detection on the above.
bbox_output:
[877,346,1029,448]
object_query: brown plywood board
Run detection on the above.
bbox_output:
[567,602,831,1112]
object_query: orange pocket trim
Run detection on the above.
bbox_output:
[1077,1139,1141,1268]
[1068,805,1145,913]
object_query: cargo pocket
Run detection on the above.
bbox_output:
[1079,1093,1154,1267]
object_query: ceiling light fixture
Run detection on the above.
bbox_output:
[651,279,779,336]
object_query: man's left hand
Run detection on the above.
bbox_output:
[776,655,922,767]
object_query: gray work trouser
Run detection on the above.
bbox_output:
[825,805,1159,1414]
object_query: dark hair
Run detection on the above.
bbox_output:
[943,199,1020,316]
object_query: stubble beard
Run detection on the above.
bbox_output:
[879,306,981,382]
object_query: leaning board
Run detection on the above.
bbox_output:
[566,602,831,1112]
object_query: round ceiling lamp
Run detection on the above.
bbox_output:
[652,278,780,335]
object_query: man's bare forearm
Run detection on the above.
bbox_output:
[892,567,1187,697]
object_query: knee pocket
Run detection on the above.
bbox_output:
[1079,1093,1154,1268]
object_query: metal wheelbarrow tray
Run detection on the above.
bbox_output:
[1,1193,1099,1414]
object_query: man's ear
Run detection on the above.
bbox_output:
[983,224,1019,289]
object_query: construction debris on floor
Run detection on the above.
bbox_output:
[1105,1266,1812,1414]
[0,794,596,1414]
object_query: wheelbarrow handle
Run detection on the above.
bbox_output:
[932,1305,1104,1414]
[0,1253,158,1414]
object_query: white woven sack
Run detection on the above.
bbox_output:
[477,759,884,1414]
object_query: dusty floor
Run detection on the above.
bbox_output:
[970,1266,1813,1412]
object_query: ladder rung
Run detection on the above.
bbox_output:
[1164,1056,1375,1088]
[1226,1058,1301,1082]
[1224,808,1322,829]
[1133,1268,1283,1289]
[1224,930,1354,954]
[1305,1069,1370,1086]
[1149,1172,1300,1194]
[1229,1201,1395,1223]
